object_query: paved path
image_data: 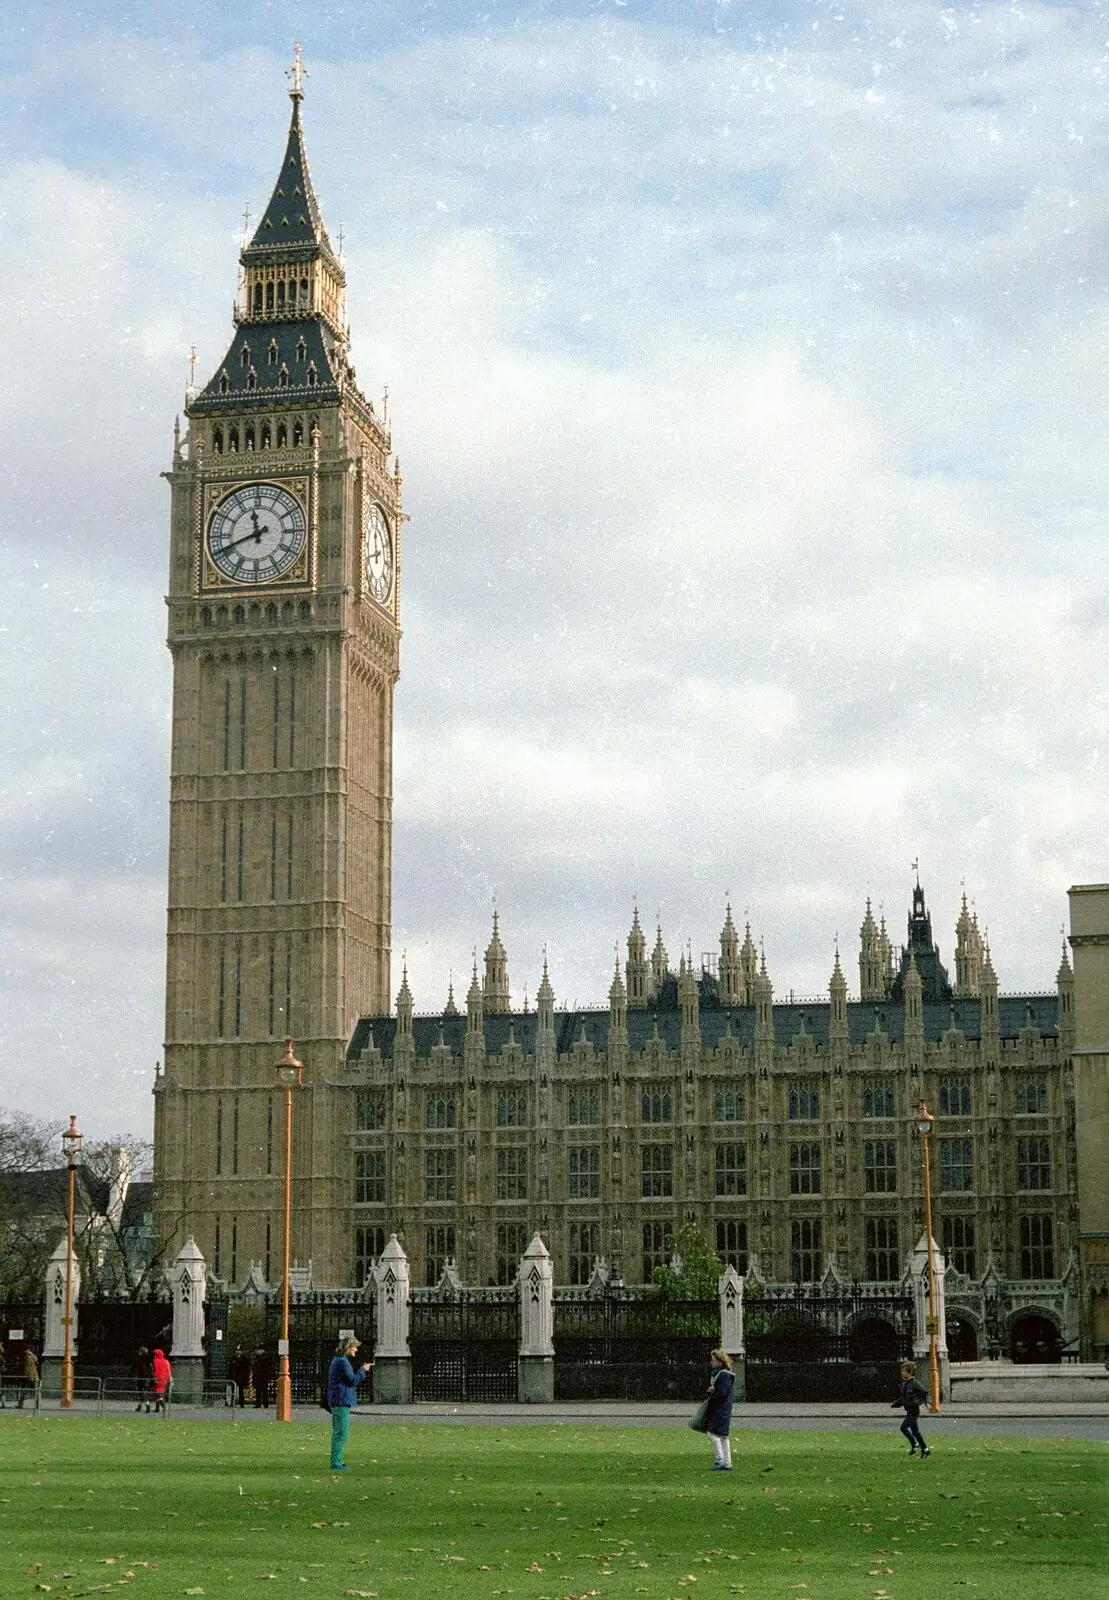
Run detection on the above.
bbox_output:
[81,1399,1108,1440]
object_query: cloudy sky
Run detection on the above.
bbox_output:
[3,0,1108,1138]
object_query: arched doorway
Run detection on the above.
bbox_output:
[1009,1313,1062,1364]
[848,1317,899,1361]
[946,1315,978,1362]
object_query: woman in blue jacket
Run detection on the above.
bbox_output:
[326,1336,373,1471]
[704,1349,735,1470]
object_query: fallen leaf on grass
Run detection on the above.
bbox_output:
[185,1590,205,1596]
[344,1591,377,1597]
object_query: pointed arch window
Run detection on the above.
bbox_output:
[233,605,246,625]
[266,282,275,311]
[296,339,307,363]
[277,422,287,448]
[293,420,303,447]
[277,280,286,309]
[228,428,239,453]
[299,277,309,305]
[260,423,271,449]
[212,429,223,454]
[268,340,279,365]
[252,283,263,314]
[218,371,230,395]
[240,346,251,368]
[306,363,318,388]
[246,372,257,393]
[279,366,290,389]
[244,425,255,450]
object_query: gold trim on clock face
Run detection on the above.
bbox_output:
[206,482,307,585]
[363,501,394,606]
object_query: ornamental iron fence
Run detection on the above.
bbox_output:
[553,1289,718,1401]
[409,1287,518,1402]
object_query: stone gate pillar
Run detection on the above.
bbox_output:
[718,1265,746,1401]
[41,1236,80,1392]
[373,1234,412,1403]
[169,1237,208,1401]
[518,1233,554,1402]
[910,1232,949,1400]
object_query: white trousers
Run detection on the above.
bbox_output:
[709,1431,732,1468]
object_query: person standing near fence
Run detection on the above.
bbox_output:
[150,1348,172,1415]
[703,1349,735,1471]
[130,1346,152,1411]
[253,1346,275,1408]
[18,1346,38,1409]
[325,1336,372,1472]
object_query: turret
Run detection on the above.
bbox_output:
[1057,934,1075,1052]
[980,939,999,1057]
[483,910,511,1014]
[859,897,884,1002]
[650,923,669,1000]
[626,905,649,1010]
[536,952,555,1036]
[443,977,459,1019]
[753,947,774,1045]
[954,892,983,998]
[466,958,483,1035]
[877,912,893,993]
[678,951,700,1043]
[719,901,743,1005]
[396,960,413,1036]
[829,945,849,1041]
[903,951,924,1065]
[609,955,628,1035]
[740,918,758,1000]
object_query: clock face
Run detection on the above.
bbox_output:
[207,483,307,584]
[364,501,394,605]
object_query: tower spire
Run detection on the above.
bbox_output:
[287,40,307,101]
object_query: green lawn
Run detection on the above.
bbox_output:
[0,1418,1104,1600]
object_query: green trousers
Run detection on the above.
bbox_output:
[330,1405,351,1467]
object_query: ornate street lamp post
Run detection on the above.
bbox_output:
[60,1114,83,1408]
[275,1038,303,1423]
[915,1100,942,1413]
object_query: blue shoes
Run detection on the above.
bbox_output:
[710,1463,732,1471]
[331,1464,350,1472]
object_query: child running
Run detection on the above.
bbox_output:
[891,1360,931,1457]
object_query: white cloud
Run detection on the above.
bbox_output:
[3,2,1109,1127]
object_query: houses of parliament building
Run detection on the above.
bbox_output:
[152,57,1109,1362]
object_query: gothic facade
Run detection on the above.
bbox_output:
[152,63,1108,1365]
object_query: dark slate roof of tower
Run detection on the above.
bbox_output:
[191,319,342,414]
[347,992,1059,1062]
[891,880,953,1002]
[245,98,335,259]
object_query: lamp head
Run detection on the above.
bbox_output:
[276,1037,303,1088]
[61,1114,83,1163]
[916,1099,934,1137]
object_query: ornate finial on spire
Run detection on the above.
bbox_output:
[187,343,197,390]
[383,385,389,421]
[337,223,345,257]
[287,41,307,101]
[912,856,920,885]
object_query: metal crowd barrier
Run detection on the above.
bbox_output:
[32,1376,104,1415]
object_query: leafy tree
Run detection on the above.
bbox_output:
[650,1223,725,1298]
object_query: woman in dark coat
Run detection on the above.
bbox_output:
[704,1348,735,1470]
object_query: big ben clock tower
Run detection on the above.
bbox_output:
[154,50,401,1284]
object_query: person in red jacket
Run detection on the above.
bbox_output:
[150,1348,172,1415]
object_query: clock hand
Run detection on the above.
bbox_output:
[222,521,272,553]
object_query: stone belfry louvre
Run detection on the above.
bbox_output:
[154,51,402,1282]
